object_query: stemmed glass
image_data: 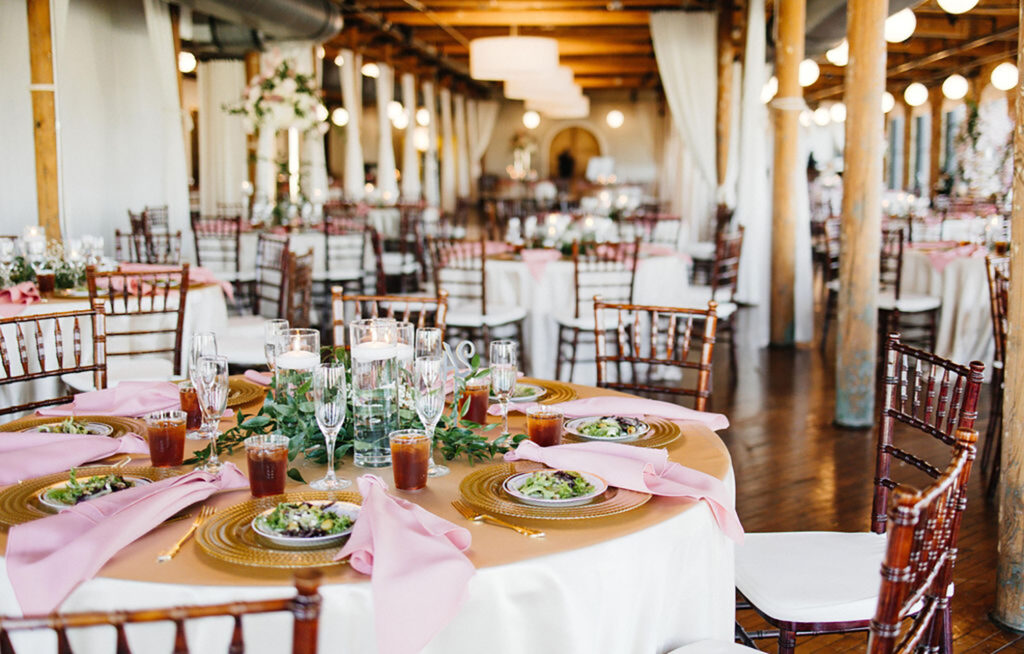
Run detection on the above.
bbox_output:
[415,328,448,477]
[188,332,218,439]
[311,363,351,490]
[194,355,229,473]
[490,340,518,439]
[395,322,415,410]
[264,319,289,379]
[0,240,15,287]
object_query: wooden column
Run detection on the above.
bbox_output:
[245,51,261,192]
[716,0,735,188]
[769,0,804,345]
[835,0,887,427]
[26,0,60,239]
[995,0,1024,629]
[928,92,943,200]
[901,98,913,190]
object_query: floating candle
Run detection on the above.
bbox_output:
[276,350,319,370]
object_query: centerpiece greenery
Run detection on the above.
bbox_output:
[2,241,87,290]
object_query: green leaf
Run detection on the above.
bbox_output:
[240,415,272,429]
[287,468,306,483]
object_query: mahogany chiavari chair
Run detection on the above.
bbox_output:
[878,227,940,351]
[0,300,106,418]
[734,333,984,653]
[218,235,290,368]
[321,212,369,296]
[138,231,183,265]
[554,238,639,383]
[819,217,842,349]
[982,255,1009,498]
[253,233,290,319]
[191,213,243,287]
[331,288,449,347]
[0,570,322,654]
[592,298,718,411]
[76,264,190,390]
[114,229,143,263]
[142,205,171,233]
[283,248,315,329]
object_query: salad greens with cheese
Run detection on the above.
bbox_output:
[578,417,645,439]
[38,418,92,434]
[516,470,595,500]
[256,501,353,538]
[45,469,135,506]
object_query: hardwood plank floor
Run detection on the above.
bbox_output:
[714,315,1023,652]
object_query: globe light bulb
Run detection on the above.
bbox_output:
[361,62,380,78]
[799,59,820,87]
[331,108,349,127]
[882,91,896,113]
[522,110,540,129]
[825,40,848,67]
[885,9,916,44]
[991,62,1019,91]
[829,102,846,123]
[904,82,928,107]
[941,74,968,101]
[415,107,430,126]
[761,76,778,104]
[177,51,197,74]
[813,106,831,126]
[606,110,625,128]
[937,0,978,15]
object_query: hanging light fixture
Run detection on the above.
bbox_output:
[526,92,590,119]
[361,62,380,78]
[799,110,813,127]
[387,101,405,121]
[177,51,197,74]
[522,110,541,129]
[904,82,928,107]
[937,0,978,15]
[991,62,1019,91]
[882,91,896,113]
[799,59,820,87]
[470,35,559,81]
[331,108,349,127]
[505,66,575,101]
[415,107,430,126]
[316,45,326,59]
[606,110,625,128]
[829,102,847,123]
[813,106,831,126]
[941,74,968,100]
[761,76,778,104]
[392,111,409,130]
[825,40,848,67]
[413,126,430,152]
[334,53,345,67]
[885,9,916,43]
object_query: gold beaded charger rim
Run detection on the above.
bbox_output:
[0,465,177,530]
[0,415,146,439]
[227,375,266,409]
[195,490,362,569]
[518,378,577,405]
[562,417,681,449]
[459,463,651,521]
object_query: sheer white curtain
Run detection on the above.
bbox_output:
[468,99,499,196]
[0,1,39,231]
[340,49,365,200]
[422,80,440,209]
[454,94,471,198]
[401,73,421,200]
[376,64,399,200]
[439,87,457,213]
[650,11,718,243]
[197,60,247,215]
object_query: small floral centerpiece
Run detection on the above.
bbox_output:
[1,240,86,291]
[225,53,329,135]
[953,100,1013,204]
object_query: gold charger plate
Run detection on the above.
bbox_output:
[227,376,266,409]
[460,462,650,521]
[562,417,681,449]
[196,491,362,569]
[0,415,146,438]
[518,378,578,405]
[0,465,177,530]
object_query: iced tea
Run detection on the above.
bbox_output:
[244,434,289,497]
[178,381,202,431]
[389,430,430,491]
[526,406,564,447]
[145,410,187,467]
[458,378,490,425]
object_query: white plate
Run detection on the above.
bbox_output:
[25,421,114,437]
[251,500,360,550]
[38,475,151,511]
[502,470,608,507]
[491,383,547,403]
[564,416,650,442]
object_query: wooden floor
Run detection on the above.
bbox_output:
[714,313,1023,652]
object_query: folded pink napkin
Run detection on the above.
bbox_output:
[505,440,744,542]
[337,475,474,654]
[639,243,692,262]
[0,282,40,318]
[244,369,272,386]
[520,248,561,281]
[37,381,180,417]
[0,432,149,485]
[925,243,987,272]
[487,395,729,431]
[119,263,233,300]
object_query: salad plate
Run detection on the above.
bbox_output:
[37,472,150,511]
[251,500,359,550]
[53,286,90,298]
[491,383,546,403]
[24,418,114,437]
[503,470,608,507]
[564,416,650,442]
[0,415,145,439]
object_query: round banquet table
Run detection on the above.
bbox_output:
[0,382,735,654]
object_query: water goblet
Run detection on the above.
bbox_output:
[490,340,518,439]
[415,327,443,359]
[264,319,289,379]
[415,354,448,477]
[310,363,351,490]
[188,332,218,438]
[194,355,229,473]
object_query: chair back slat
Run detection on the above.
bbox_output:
[115,619,131,654]
[571,239,639,319]
[284,249,315,329]
[254,233,290,319]
[710,227,745,300]
[985,255,1010,364]
[332,289,448,347]
[322,214,368,288]
[428,236,488,314]
[879,227,905,300]
[191,214,242,276]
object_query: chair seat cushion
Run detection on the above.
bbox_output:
[877,290,941,313]
[735,531,886,624]
[63,356,175,392]
[684,241,716,260]
[381,253,420,275]
[446,305,526,328]
[315,269,364,283]
[667,641,757,653]
[218,316,271,366]
[677,287,738,318]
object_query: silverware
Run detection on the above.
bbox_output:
[112,456,132,469]
[451,500,544,538]
[157,505,215,562]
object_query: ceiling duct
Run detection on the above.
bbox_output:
[175,0,343,43]
[802,0,921,55]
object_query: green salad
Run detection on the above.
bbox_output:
[257,502,353,538]
[45,469,135,505]
[491,386,539,399]
[38,418,92,434]
[578,417,644,439]
[516,470,595,500]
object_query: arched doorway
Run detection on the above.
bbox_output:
[549,127,601,180]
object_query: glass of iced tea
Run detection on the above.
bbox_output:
[389,429,430,491]
[526,405,564,447]
[458,377,490,426]
[244,434,289,498]
[177,381,203,436]
[36,271,55,296]
[145,410,187,467]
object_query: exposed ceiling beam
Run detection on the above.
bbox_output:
[440,38,654,56]
[383,9,652,26]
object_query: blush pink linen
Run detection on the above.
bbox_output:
[0,432,149,485]
[486,395,729,431]
[118,263,234,300]
[5,464,249,614]
[37,381,181,417]
[505,440,744,542]
[244,369,272,386]
[337,475,474,654]
[520,248,562,281]
[0,282,40,318]
[923,243,987,272]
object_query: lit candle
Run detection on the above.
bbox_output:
[395,342,413,365]
[351,340,400,362]
[276,350,319,370]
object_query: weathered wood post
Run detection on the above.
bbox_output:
[25,0,61,239]
[716,0,735,190]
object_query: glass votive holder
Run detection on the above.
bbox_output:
[526,405,564,447]
[389,429,430,491]
[144,410,187,467]
[244,434,290,498]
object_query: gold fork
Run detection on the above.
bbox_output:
[157,506,216,563]
[451,500,544,538]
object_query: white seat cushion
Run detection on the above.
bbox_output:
[381,252,420,275]
[218,315,270,366]
[677,287,738,319]
[63,356,175,392]
[668,641,757,653]
[877,290,941,313]
[735,531,886,624]
[825,278,839,292]
[684,241,717,260]
[314,269,364,282]
[446,304,527,328]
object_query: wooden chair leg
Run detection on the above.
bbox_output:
[515,320,529,375]
[555,325,566,381]
[820,288,836,351]
[568,327,581,384]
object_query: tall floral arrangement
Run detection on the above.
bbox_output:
[226,53,328,134]
[953,100,1013,203]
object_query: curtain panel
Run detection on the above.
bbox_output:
[197,60,247,216]
[340,49,365,200]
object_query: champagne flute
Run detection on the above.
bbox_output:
[415,327,443,359]
[188,332,218,438]
[490,340,518,438]
[194,355,229,473]
[311,363,351,490]
[415,354,448,477]
[396,322,415,410]
[264,319,289,380]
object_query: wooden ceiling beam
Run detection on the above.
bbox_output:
[383,9,652,26]
[563,58,658,74]
[439,38,653,56]
[404,25,654,40]
[576,75,651,88]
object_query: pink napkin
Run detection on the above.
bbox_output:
[505,440,744,542]
[520,248,561,281]
[119,263,233,301]
[487,395,729,431]
[337,475,473,654]
[0,282,40,318]
[5,464,248,614]
[37,381,180,417]
[924,243,987,272]
[0,432,149,485]
[639,243,692,263]
[244,369,272,386]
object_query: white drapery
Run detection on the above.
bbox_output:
[650,11,718,243]
[719,62,743,209]
[422,80,441,209]
[439,87,457,213]
[0,1,39,231]
[454,94,471,198]
[468,100,500,190]
[292,46,329,207]
[197,60,247,216]
[401,73,421,201]
[340,49,365,200]
[376,64,399,201]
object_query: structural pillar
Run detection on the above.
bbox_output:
[994,0,1024,629]
[716,0,735,188]
[928,91,943,200]
[769,0,804,344]
[901,98,913,190]
[835,0,887,427]
[26,0,60,239]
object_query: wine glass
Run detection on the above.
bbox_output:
[396,321,414,409]
[311,363,351,490]
[415,327,443,359]
[490,340,518,438]
[415,354,448,477]
[194,355,229,473]
[0,240,15,287]
[188,332,218,438]
[264,319,289,376]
